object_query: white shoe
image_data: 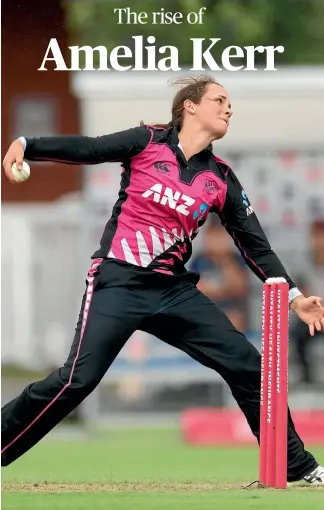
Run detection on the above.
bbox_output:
[302,465,324,485]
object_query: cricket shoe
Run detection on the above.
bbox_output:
[302,465,324,485]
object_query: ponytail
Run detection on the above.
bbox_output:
[139,120,174,129]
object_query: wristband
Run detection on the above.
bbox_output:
[18,136,27,151]
[288,287,303,304]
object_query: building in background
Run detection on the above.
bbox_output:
[2,0,80,202]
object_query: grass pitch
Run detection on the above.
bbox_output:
[2,428,324,509]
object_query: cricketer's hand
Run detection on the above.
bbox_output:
[291,295,324,336]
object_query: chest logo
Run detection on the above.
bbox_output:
[154,161,171,174]
[204,179,218,193]
[142,184,195,216]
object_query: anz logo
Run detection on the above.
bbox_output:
[242,190,254,216]
[142,184,195,216]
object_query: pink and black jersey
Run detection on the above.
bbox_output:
[24,125,296,289]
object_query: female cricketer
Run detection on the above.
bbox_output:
[2,76,324,484]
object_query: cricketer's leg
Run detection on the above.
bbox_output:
[1,260,151,466]
[143,280,318,482]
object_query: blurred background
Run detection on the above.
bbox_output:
[2,0,324,444]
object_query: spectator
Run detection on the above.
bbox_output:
[290,220,324,384]
[190,216,249,331]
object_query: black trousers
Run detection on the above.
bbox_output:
[1,259,318,481]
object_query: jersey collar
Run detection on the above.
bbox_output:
[169,127,213,154]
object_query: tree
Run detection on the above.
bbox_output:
[63,0,324,66]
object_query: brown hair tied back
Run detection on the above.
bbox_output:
[170,76,222,130]
[139,75,222,131]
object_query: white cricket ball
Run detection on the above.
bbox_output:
[11,161,31,183]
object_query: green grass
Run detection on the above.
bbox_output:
[4,491,324,510]
[2,428,324,509]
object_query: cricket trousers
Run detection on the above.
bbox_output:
[1,259,318,481]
